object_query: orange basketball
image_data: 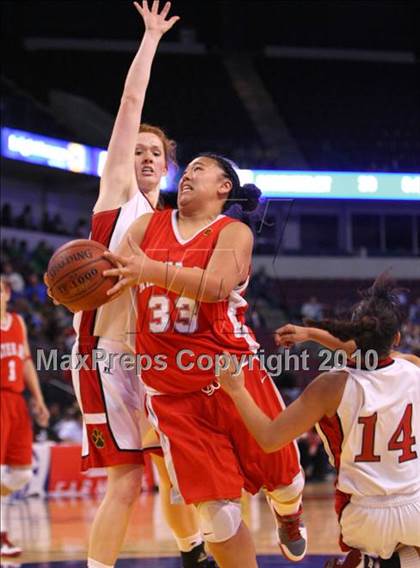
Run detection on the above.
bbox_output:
[47,239,118,312]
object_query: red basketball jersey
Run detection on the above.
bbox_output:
[136,209,260,394]
[1,313,26,393]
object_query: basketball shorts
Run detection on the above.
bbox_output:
[145,359,301,504]
[1,390,33,466]
[337,490,420,558]
[72,338,160,471]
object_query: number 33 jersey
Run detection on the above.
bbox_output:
[317,357,420,497]
[1,313,26,393]
[136,209,260,395]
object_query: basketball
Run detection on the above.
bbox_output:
[47,239,118,312]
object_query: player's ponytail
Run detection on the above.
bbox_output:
[199,153,262,213]
[306,273,405,357]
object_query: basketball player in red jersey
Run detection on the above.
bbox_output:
[0,277,50,556]
[55,2,216,568]
[218,275,420,568]
[103,154,307,567]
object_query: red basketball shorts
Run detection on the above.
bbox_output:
[145,360,301,504]
[72,338,160,471]
[1,390,33,466]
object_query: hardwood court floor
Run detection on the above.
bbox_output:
[4,481,341,566]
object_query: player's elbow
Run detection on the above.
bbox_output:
[261,432,284,453]
[204,284,232,303]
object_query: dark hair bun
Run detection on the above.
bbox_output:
[238,183,262,212]
[360,315,380,332]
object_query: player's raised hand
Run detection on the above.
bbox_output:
[274,323,310,347]
[103,235,151,296]
[216,353,245,397]
[134,1,180,38]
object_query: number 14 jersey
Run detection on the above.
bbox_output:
[317,357,420,497]
[136,209,259,395]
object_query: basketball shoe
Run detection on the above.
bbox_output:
[0,533,22,557]
[270,504,307,562]
[325,550,379,568]
[181,542,218,567]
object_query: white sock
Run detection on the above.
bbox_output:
[87,558,114,568]
[174,532,203,553]
[1,495,10,533]
[399,547,420,568]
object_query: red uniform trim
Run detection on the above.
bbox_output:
[78,208,121,342]
[317,413,344,471]
[335,488,353,552]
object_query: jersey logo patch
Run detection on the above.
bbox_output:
[203,228,212,236]
[92,428,105,449]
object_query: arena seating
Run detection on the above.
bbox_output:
[256,57,420,171]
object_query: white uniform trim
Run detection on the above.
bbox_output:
[84,413,107,425]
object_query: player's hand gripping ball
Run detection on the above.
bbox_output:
[47,239,118,312]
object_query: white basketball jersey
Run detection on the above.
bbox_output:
[317,357,420,498]
[73,191,153,351]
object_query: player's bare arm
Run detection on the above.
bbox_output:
[390,351,420,367]
[275,324,357,356]
[18,315,50,427]
[275,324,420,366]
[218,359,347,453]
[104,221,253,302]
[94,1,179,213]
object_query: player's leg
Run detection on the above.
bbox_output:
[206,523,257,568]
[143,426,217,567]
[228,363,307,561]
[265,471,306,562]
[0,465,33,557]
[195,500,257,568]
[87,463,143,567]
[72,342,146,568]
[1,392,33,557]
[146,392,258,567]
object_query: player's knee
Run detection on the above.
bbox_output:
[195,499,241,543]
[269,469,305,504]
[0,466,33,492]
[106,470,142,505]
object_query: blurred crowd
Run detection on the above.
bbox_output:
[1,238,419,480]
[1,203,88,237]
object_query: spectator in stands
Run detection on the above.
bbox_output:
[401,322,420,356]
[301,296,323,321]
[1,262,25,295]
[25,273,48,305]
[41,211,53,233]
[51,213,67,235]
[409,297,420,325]
[276,371,301,406]
[53,403,83,443]
[16,204,35,230]
[73,217,88,238]
[31,241,53,273]
[247,300,267,329]
[1,203,12,227]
